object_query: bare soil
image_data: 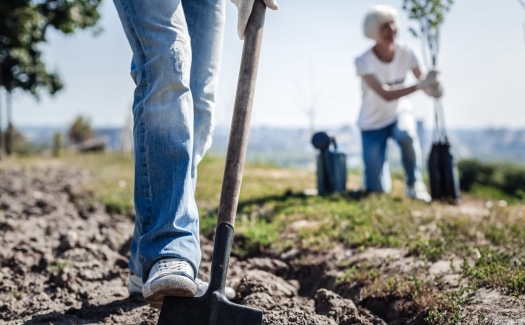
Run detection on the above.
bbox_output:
[0,168,523,324]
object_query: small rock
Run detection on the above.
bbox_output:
[314,289,358,323]
[236,270,299,299]
[50,268,71,288]
[242,292,276,310]
[248,258,289,276]
[59,231,78,251]
[264,310,337,325]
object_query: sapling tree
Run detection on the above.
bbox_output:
[402,0,454,68]
[403,0,455,141]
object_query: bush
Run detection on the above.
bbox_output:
[457,159,525,198]
[502,167,525,198]
[457,159,497,191]
[68,116,94,145]
[1,126,33,156]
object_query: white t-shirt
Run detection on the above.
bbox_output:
[355,43,421,131]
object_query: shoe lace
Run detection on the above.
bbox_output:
[158,258,191,275]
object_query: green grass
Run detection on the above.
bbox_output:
[462,248,525,296]
[424,286,478,325]
[469,184,520,204]
[2,153,524,323]
[337,262,478,325]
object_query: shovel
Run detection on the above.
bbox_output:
[157,0,267,324]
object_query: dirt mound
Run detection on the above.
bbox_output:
[0,168,147,324]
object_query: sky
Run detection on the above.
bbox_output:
[5,0,525,130]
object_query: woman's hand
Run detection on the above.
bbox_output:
[231,0,278,40]
[416,70,440,91]
[424,84,444,98]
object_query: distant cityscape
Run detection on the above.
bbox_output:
[19,123,525,169]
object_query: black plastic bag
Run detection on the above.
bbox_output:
[428,99,460,203]
[428,140,460,203]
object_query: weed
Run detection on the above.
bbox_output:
[11,291,23,301]
[47,259,69,273]
[424,286,477,325]
[462,248,525,295]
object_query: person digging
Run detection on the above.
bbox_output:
[112,0,278,308]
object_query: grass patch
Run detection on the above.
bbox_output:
[338,262,432,300]
[73,154,135,216]
[47,259,69,273]
[424,286,478,325]
[462,248,525,296]
[337,262,477,325]
[468,184,518,204]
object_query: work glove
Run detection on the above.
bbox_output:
[424,84,444,98]
[416,70,440,90]
[231,0,278,40]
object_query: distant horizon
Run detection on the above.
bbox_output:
[17,123,525,168]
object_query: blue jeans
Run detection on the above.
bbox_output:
[113,0,225,282]
[361,114,423,193]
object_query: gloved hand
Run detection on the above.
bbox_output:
[416,70,440,90]
[231,0,278,40]
[424,84,444,98]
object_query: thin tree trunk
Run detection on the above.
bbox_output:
[6,92,12,155]
[0,87,3,160]
[0,59,4,159]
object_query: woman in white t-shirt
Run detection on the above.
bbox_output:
[355,5,441,202]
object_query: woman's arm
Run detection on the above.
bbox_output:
[412,67,423,80]
[362,69,438,102]
[362,74,418,102]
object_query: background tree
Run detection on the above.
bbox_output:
[53,132,63,157]
[5,92,13,155]
[68,115,94,145]
[1,124,28,155]
[0,0,103,157]
[292,64,337,136]
[0,89,3,157]
[402,0,454,68]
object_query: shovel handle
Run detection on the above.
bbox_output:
[217,0,266,226]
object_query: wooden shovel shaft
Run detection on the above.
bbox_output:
[217,0,266,226]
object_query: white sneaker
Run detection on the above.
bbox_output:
[142,258,197,309]
[407,182,432,203]
[195,278,236,300]
[131,273,236,301]
[128,273,143,295]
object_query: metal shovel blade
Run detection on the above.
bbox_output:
[158,292,262,325]
[157,223,263,325]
